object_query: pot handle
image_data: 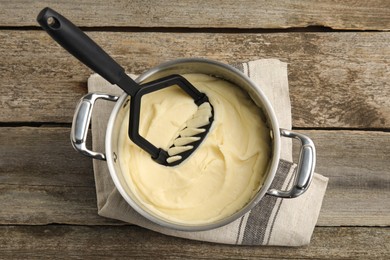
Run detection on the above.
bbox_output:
[267,129,316,198]
[70,93,119,160]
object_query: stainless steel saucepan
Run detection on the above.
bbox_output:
[70,58,316,231]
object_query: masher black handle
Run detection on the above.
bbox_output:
[37,7,139,96]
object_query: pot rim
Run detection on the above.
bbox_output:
[105,58,281,231]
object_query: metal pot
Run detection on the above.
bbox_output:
[70,58,316,231]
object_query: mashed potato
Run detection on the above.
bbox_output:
[118,73,271,224]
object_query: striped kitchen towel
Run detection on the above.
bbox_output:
[88,59,328,246]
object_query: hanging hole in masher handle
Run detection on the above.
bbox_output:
[47,16,61,29]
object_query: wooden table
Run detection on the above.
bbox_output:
[1,1,389,258]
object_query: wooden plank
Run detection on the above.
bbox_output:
[1,31,389,128]
[1,127,389,226]
[0,184,121,225]
[1,0,389,30]
[0,225,389,258]
[0,127,93,187]
[293,130,390,226]
[0,127,118,225]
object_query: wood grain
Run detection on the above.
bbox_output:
[2,1,388,258]
[0,184,120,225]
[0,127,93,187]
[295,130,390,226]
[1,31,389,128]
[0,225,389,259]
[1,127,389,226]
[1,0,389,30]
[0,127,116,225]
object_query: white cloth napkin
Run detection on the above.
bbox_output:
[88,59,328,246]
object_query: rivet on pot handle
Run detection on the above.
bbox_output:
[70,93,119,160]
[267,129,316,198]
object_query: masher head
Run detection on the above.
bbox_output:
[129,74,214,166]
